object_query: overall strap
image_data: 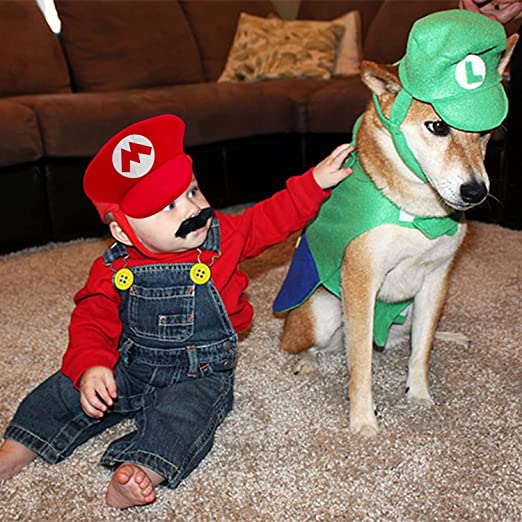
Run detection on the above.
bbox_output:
[102,242,129,264]
[199,216,221,252]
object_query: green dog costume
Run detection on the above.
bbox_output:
[273,10,509,346]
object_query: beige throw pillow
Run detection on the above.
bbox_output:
[218,13,344,82]
[333,10,363,76]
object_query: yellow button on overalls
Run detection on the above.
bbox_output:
[114,268,134,290]
[190,263,211,285]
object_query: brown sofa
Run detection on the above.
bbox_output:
[2,0,511,254]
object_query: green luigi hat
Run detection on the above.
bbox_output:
[398,9,508,131]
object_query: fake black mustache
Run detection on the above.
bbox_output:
[175,207,214,238]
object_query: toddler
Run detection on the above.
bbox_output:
[0,114,353,508]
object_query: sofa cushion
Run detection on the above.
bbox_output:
[55,0,204,92]
[0,100,42,166]
[332,10,363,77]
[305,77,371,134]
[179,0,276,81]
[20,82,299,157]
[218,13,345,82]
[0,0,71,96]
[364,0,458,64]
[297,0,385,41]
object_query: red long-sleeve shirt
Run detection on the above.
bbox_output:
[62,169,330,387]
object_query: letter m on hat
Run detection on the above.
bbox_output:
[112,134,155,179]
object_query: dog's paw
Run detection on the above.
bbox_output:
[358,424,379,438]
[350,415,379,437]
[292,353,318,375]
[406,387,435,407]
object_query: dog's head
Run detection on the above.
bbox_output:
[360,33,518,212]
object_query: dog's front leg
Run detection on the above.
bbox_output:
[341,240,381,436]
[408,264,452,406]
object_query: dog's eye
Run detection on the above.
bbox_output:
[425,121,450,137]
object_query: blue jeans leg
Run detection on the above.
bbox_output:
[4,371,127,463]
[101,370,234,488]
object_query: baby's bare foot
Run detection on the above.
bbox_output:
[0,439,37,481]
[105,463,157,509]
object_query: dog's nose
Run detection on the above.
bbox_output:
[460,181,488,204]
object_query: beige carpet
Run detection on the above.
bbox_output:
[0,222,520,521]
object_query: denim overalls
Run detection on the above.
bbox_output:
[5,220,238,488]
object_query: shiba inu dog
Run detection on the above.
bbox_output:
[273,10,518,436]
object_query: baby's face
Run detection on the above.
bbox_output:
[126,176,212,253]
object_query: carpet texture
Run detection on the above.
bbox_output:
[0,222,520,521]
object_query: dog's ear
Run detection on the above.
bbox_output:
[498,34,519,76]
[361,60,402,96]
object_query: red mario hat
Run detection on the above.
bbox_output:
[84,114,192,220]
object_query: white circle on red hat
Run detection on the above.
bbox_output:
[455,54,486,90]
[112,134,155,178]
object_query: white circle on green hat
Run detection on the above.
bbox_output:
[455,54,486,90]
[112,134,155,178]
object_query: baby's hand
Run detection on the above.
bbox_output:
[78,366,118,418]
[459,0,522,23]
[313,144,355,190]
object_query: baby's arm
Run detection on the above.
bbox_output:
[312,144,354,189]
[231,143,353,260]
[78,366,118,418]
